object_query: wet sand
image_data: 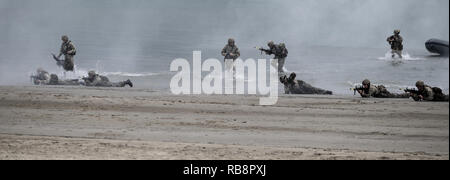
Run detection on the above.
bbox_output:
[0,85,448,160]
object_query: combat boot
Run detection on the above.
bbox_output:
[125,79,133,87]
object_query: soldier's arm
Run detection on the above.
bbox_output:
[221,46,227,56]
[66,42,76,55]
[410,94,421,101]
[82,77,92,86]
[398,36,403,43]
[359,91,371,98]
[387,36,395,44]
[264,48,273,55]
[234,48,240,58]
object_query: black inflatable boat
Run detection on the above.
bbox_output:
[425,39,449,56]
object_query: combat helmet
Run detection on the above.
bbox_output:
[228,38,235,45]
[88,70,96,77]
[394,29,400,35]
[415,80,425,87]
[37,68,45,73]
[362,79,371,86]
[61,35,69,42]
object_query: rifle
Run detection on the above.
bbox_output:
[223,52,233,60]
[400,88,420,94]
[52,53,65,67]
[350,85,365,95]
[254,46,271,55]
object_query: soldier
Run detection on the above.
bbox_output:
[408,81,449,102]
[222,38,240,72]
[259,41,286,73]
[280,72,332,95]
[31,68,51,85]
[221,38,240,61]
[387,30,403,58]
[356,79,409,98]
[83,70,133,87]
[57,35,76,71]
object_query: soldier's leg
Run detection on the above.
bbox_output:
[64,55,74,71]
[111,80,133,87]
[302,82,332,95]
[92,81,113,87]
[111,82,126,87]
[391,50,395,58]
[396,50,402,59]
[313,87,332,95]
[278,58,285,73]
[433,93,449,102]
[391,93,410,98]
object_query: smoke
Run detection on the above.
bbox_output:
[207,0,449,49]
[0,0,448,85]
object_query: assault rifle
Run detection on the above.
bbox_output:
[350,85,365,95]
[254,46,271,55]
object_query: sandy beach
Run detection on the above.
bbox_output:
[0,85,448,160]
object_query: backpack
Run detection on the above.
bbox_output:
[281,47,288,58]
[432,87,443,95]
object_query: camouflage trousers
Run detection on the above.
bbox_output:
[64,55,74,71]
[95,81,128,87]
[411,93,450,102]
[391,50,402,58]
[375,92,410,98]
[49,80,80,86]
[278,57,285,73]
[287,80,333,95]
[110,81,128,87]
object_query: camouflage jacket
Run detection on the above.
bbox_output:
[414,86,435,101]
[360,85,380,98]
[60,41,76,56]
[221,44,240,60]
[387,35,403,51]
[265,45,284,58]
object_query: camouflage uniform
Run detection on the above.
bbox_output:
[48,74,81,86]
[83,71,133,87]
[58,36,76,71]
[411,82,448,101]
[32,68,51,85]
[280,73,332,95]
[360,85,409,98]
[387,30,403,58]
[278,43,288,73]
[221,39,240,61]
[264,42,286,73]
